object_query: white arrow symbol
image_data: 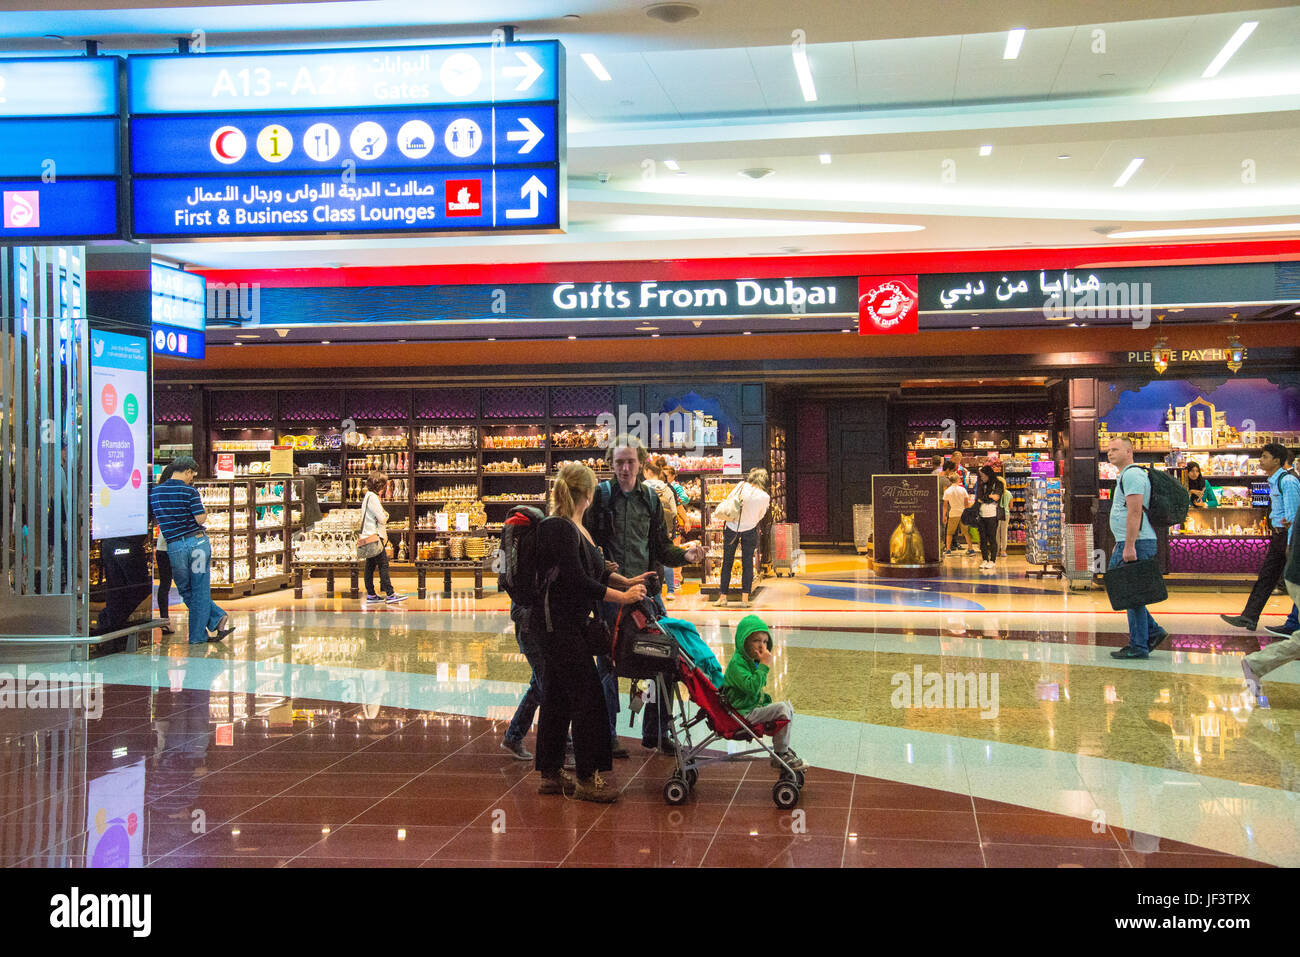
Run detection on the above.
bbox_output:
[505,175,547,219]
[503,51,543,92]
[506,116,544,154]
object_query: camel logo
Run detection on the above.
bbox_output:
[859,275,918,335]
[3,190,38,229]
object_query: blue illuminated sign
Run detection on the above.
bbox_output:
[0,57,121,240]
[151,263,207,332]
[151,322,205,360]
[128,43,559,113]
[128,41,564,240]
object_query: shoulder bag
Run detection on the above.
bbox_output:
[356,491,386,560]
[714,483,746,525]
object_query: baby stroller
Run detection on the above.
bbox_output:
[612,600,806,809]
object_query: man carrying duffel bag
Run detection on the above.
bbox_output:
[1105,437,1174,659]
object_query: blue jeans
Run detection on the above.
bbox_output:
[505,622,545,744]
[1281,604,1299,631]
[169,535,226,644]
[1109,539,1162,653]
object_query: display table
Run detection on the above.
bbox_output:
[415,558,493,599]
[293,562,360,599]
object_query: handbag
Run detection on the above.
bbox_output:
[960,504,980,525]
[356,491,386,560]
[714,484,745,525]
[1104,558,1168,610]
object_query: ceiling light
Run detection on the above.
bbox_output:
[1113,157,1144,188]
[841,329,851,333]
[1152,334,1171,374]
[1202,21,1258,79]
[979,145,993,157]
[1107,222,1300,239]
[321,340,330,344]
[236,334,259,339]
[739,167,774,180]
[1057,153,1070,160]
[488,337,496,341]
[819,153,831,164]
[645,2,700,23]
[970,326,981,330]
[742,331,752,335]
[663,159,680,171]
[567,335,576,339]
[792,41,817,102]
[233,342,244,347]
[580,53,611,82]
[635,325,659,331]
[1226,332,1246,373]
[1003,28,1026,60]
[651,334,660,338]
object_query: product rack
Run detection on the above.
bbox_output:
[1024,476,1064,579]
[189,477,306,597]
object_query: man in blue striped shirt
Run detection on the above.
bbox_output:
[1221,443,1300,633]
[149,456,234,644]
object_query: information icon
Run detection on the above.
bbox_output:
[397,120,435,160]
[444,118,482,158]
[440,52,482,97]
[303,123,341,162]
[350,121,388,160]
[256,124,293,163]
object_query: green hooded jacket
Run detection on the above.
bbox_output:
[722,614,774,713]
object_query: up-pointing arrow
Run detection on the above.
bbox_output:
[505,175,547,219]
[506,116,544,154]
[502,51,544,92]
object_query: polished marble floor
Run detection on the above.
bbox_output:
[3,550,1295,867]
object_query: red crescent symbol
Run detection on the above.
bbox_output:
[215,129,236,160]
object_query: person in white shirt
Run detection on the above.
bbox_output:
[714,468,772,608]
[359,470,406,604]
[941,466,970,556]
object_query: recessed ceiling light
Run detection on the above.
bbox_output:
[970,326,981,330]
[841,329,851,333]
[321,340,330,344]
[1113,157,1144,188]
[580,52,611,82]
[739,167,774,180]
[1003,28,1026,60]
[645,2,700,24]
[792,42,817,102]
[1107,222,1300,239]
[1203,21,1258,78]
[233,341,244,346]
[563,13,581,20]
[488,337,496,341]
[979,144,993,157]
[236,334,259,339]
[819,153,831,164]
[650,334,660,338]
[663,159,680,171]
[1057,153,1070,160]
[742,331,752,335]
[635,325,659,331]
[567,335,576,339]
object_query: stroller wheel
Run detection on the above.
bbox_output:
[663,778,689,806]
[684,767,698,790]
[780,768,806,788]
[772,780,800,809]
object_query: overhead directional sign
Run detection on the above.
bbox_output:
[0,56,122,241]
[127,42,565,239]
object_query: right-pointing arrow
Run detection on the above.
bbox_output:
[502,51,544,92]
[505,175,547,220]
[505,116,544,154]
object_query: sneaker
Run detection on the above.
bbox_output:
[771,749,806,771]
[364,594,383,603]
[573,772,620,804]
[500,737,533,761]
[159,619,175,635]
[538,768,576,795]
[1148,630,1169,652]
[1264,624,1297,640]
[610,739,629,760]
[713,594,729,607]
[385,593,408,604]
[1109,646,1149,660]
[664,593,677,604]
[1241,657,1262,697]
[1220,614,1257,631]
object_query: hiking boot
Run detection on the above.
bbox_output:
[500,737,533,761]
[573,772,620,803]
[537,768,576,795]
[771,749,806,771]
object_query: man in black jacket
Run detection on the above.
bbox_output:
[586,436,705,756]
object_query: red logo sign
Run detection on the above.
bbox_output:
[858,275,919,335]
[445,179,482,217]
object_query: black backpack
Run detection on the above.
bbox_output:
[497,506,555,607]
[1119,466,1190,528]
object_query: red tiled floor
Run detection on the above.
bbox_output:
[149,854,288,868]
[981,843,1132,867]
[222,751,344,773]
[974,812,1124,849]
[350,796,493,828]
[731,779,855,809]
[183,771,309,796]
[715,803,850,838]
[233,795,378,826]
[292,824,461,862]
[971,797,1067,817]
[281,772,414,799]
[431,826,585,863]
[855,778,974,812]
[848,808,981,843]
[465,792,613,830]
[843,837,986,868]
[323,750,446,774]
[701,834,847,868]
[1128,851,1272,868]
[585,797,726,833]
[147,793,270,824]
[160,823,336,859]
[562,829,714,867]
[389,770,521,801]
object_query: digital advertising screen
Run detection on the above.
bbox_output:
[90,330,149,541]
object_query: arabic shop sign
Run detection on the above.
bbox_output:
[920,263,1282,314]
[127,42,564,239]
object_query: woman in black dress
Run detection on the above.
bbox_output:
[975,465,1006,570]
[534,463,648,802]
[1186,462,1208,507]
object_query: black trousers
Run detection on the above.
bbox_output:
[1242,525,1290,622]
[978,516,1000,561]
[156,550,173,618]
[720,526,758,595]
[364,550,393,596]
[537,627,612,779]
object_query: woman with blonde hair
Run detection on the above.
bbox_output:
[714,467,771,608]
[534,463,650,802]
[360,470,405,604]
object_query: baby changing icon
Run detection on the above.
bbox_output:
[3,190,39,229]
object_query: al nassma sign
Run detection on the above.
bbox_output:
[859,276,919,335]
